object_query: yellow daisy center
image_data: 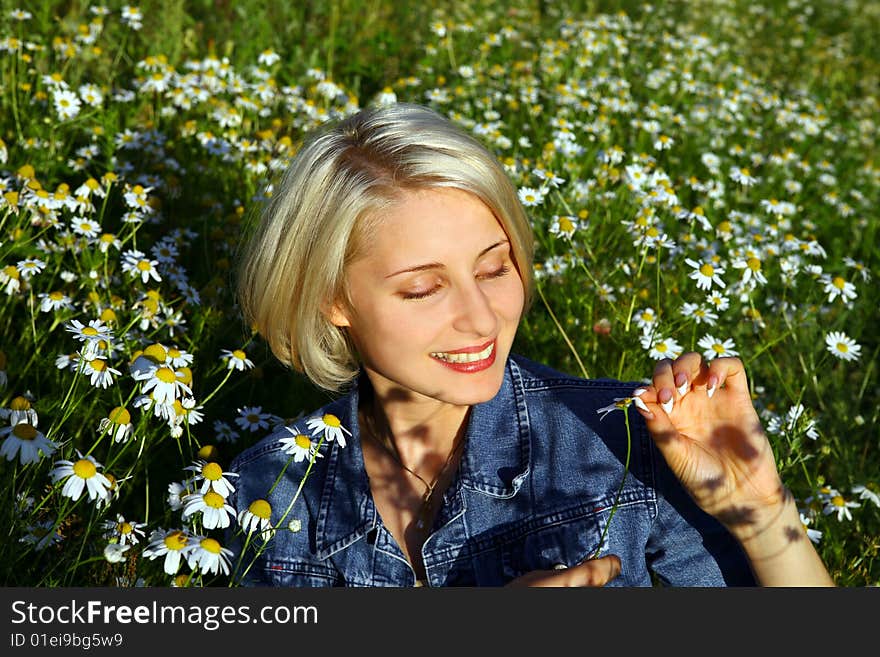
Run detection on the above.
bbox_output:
[198,445,220,461]
[656,343,668,353]
[90,359,107,372]
[143,343,167,363]
[118,522,132,534]
[136,260,153,271]
[164,530,188,551]
[835,343,848,353]
[232,349,247,360]
[156,367,177,383]
[832,276,846,290]
[10,396,31,411]
[72,458,97,479]
[712,343,726,354]
[248,499,272,520]
[200,537,222,554]
[699,263,715,277]
[747,257,761,271]
[295,434,312,449]
[203,491,225,509]
[831,496,844,507]
[82,326,99,336]
[558,217,575,232]
[12,423,37,440]
[202,462,223,481]
[108,407,130,425]
[322,414,341,428]
[49,290,64,300]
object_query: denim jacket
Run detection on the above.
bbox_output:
[227,353,756,587]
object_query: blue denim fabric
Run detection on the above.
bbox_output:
[227,354,756,587]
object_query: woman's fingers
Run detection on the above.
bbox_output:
[506,555,622,587]
[650,353,709,415]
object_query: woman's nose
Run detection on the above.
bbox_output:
[451,279,497,337]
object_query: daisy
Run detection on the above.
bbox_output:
[548,215,578,239]
[596,395,648,420]
[706,291,730,312]
[642,335,683,361]
[50,451,113,502]
[142,528,195,575]
[38,290,75,313]
[213,419,239,444]
[65,318,113,344]
[799,512,822,544]
[279,430,324,463]
[220,348,254,371]
[184,459,239,497]
[821,275,857,304]
[685,258,726,291]
[98,406,134,443]
[167,481,191,511]
[680,302,718,326]
[731,255,768,286]
[852,483,880,509]
[517,186,546,207]
[306,413,351,448]
[234,405,275,433]
[633,307,658,333]
[134,364,191,405]
[257,48,280,66]
[104,543,131,563]
[181,490,236,529]
[822,493,860,522]
[19,520,63,551]
[187,536,234,576]
[729,166,759,186]
[53,89,81,120]
[238,498,274,538]
[824,331,861,362]
[697,334,739,361]
[16,258,46,279]
[121,250,162,284]
[5,395,38,426]
[101,513,147,545]
[0,422,57,465]
[120,5,143,30]
[82,358,121,389]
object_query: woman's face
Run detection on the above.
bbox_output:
[331,187,525,407]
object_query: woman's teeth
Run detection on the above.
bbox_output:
[431,342,494,363]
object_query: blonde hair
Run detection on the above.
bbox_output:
[236,103,535,392]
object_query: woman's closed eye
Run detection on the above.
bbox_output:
[401,264,511,301]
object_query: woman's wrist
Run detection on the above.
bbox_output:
[724,490,835,586]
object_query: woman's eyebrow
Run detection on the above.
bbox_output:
[385,239,510,278]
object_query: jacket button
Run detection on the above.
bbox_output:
[552,563,567,570]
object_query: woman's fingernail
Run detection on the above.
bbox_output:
[632,387,647,397]
[661,398,673,414]
[707,375,718,399]
[676,381,689,396]
[633,396,649,412]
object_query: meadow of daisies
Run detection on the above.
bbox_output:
[0,0,877,586]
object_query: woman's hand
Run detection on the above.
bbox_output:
[632,353,787,535]
[632,352,835,586]
[505,555,621,587]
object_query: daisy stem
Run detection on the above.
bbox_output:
[200,367,234,406]
[589,405,632,559]
[236,435,327,585]
[535,280,589,379]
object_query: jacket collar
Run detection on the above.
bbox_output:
[314,356,531,559]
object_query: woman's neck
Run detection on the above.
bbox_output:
[358,372,471,465]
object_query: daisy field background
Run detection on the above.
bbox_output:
[0,0,877,586]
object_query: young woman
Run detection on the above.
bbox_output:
[228,103,833,587]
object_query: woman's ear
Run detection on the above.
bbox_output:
[325,301,351,328]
